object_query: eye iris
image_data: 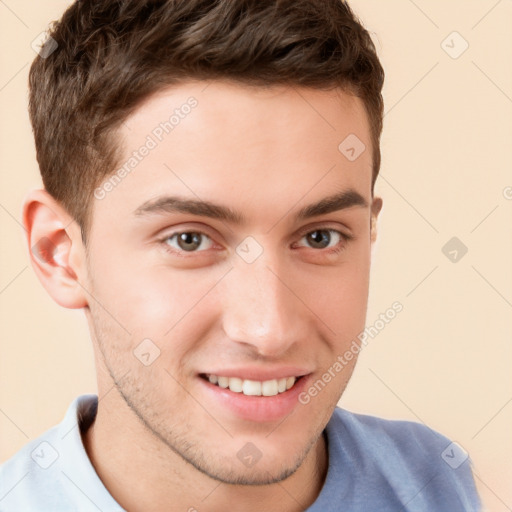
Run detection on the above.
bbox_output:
[177,232,202,251]
[307,230,330,249]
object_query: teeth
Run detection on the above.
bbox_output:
[205,374,298,396]
[228,377,243,393]
[262,379,278,396]
[217,376,229,388]
[242,380,261,396]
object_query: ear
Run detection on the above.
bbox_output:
[370,196,383,244]
[22,189,89,309]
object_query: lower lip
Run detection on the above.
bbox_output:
[199,375,310,423]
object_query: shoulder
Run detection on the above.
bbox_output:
[331,407,454,454]
[324,408,482,511]
[0,421,69,510]
[0,395,105,512]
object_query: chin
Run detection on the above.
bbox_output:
[178,426,324,487]
[195,452,306,487]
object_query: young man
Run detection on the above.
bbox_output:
[0,1,481,511]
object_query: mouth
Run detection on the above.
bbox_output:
[200,373,302,397]
[198,368,311,422]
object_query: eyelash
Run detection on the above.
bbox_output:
[160,227,353,258]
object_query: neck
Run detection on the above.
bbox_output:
[82,388,328,512]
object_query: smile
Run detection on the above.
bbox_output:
[202,373,299,396]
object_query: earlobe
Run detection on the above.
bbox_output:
[22,189,88,309]
[370,196,383,244]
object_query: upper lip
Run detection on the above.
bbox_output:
[200,366,312,381]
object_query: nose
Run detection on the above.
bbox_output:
[221,256,307,358]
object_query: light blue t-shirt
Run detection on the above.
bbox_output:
[0,394,481,511]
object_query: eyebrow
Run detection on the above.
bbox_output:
[133,189,368,224]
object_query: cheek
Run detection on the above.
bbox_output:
[88,254,226,350]
[293,242,371,339]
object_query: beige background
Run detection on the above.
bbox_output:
[1,1,511,510]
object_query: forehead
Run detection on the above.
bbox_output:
[93,81,372,227]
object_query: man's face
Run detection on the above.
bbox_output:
[82,81,379,484]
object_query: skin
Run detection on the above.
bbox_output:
[23,80,382,512]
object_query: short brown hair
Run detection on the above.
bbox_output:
[29,0,384,241]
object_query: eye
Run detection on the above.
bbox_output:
[296,228,351,252]
[163,231,214,253]
[160,227,352,258]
